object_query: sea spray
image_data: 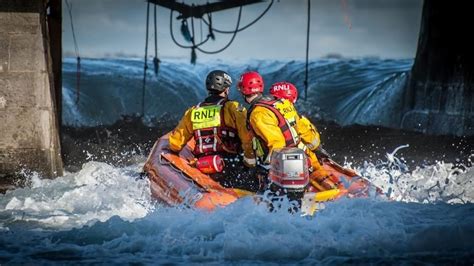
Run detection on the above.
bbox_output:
[1,146,472,263]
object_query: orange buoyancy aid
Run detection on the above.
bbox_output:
[247,97,300,154]
[191,98,240,156]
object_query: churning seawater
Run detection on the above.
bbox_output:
[1,147,473,264]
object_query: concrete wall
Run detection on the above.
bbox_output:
[0,0,63,178]
[402,0,474,136]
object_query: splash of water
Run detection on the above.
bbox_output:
[1,146,472,231]
[1,147,473,263]
[0,162,153,230]
[353,145,473,204]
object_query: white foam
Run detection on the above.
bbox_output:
[0,162,153,230]
[0,146,472,231]
[0,148,473,263]
[352,146,474,204]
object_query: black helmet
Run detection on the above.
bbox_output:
[206,70,232,93]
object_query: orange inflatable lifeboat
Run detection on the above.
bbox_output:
[143,133,244,211]
[143,133,382,213]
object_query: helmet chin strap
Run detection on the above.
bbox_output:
[222,88,230,98]
[244,93,260,104]
[244,96,252,104]
[239,92,250,103]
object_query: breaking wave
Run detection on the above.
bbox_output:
[62,57,413,131]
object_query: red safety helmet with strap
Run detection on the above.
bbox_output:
[270,81,298,104]
[238,71,264,96]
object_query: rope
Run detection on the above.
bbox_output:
[190,16,197,64]
[154,5,157,57]
[180,19,192,42]
[65,0,81,104]
[169,10,211,49]
[142,2,150,118]
[65,0,79,57]
[153,4,160,76]
[207,12,215,40]
[201,0,273,34]
[304,0,311,101]
[196,6,242,55]
[168,1,266,61]
[200,15,203,42]
[76,57,80,103]
[340,0,352,29]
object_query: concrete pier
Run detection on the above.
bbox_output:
[402,0,474,136]
[0,0,63,179]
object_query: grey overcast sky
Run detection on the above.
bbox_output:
[62,0,423,60]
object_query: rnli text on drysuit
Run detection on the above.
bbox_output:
[169,96,255,166]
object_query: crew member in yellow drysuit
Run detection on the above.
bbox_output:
[268,81,335,190]
[237,72,333,192]
[168,70,258,191]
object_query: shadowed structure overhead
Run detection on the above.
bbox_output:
[147,0,264,19]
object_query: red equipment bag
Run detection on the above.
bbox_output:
[196,155,225,174]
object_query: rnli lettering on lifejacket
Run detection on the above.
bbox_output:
[274,100,297,120]
[274,99,300,144]
[191,105,222,130]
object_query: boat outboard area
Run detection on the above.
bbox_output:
[143,133,385,215]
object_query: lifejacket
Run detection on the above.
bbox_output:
[247,97,300,157]
[191,98,240,156]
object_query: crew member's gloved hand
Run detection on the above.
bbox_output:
[243,156,256,168]
[315,147,331,159]
[255,163,270,193]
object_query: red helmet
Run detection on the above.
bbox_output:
[270,81,298,103]
[238,71,264,96]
